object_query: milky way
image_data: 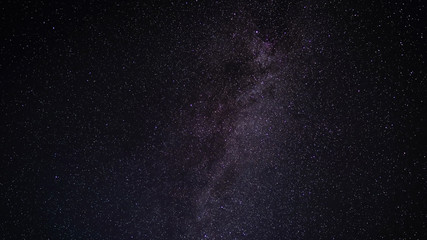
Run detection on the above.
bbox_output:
[2,1,425,239]
[186,31,289,238]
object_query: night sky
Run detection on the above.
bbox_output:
[1,0,426,239]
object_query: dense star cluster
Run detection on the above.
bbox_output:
[1,1,425,239]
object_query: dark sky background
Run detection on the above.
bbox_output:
[1,0,426,239]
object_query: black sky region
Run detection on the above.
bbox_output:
[1,0,426,239]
